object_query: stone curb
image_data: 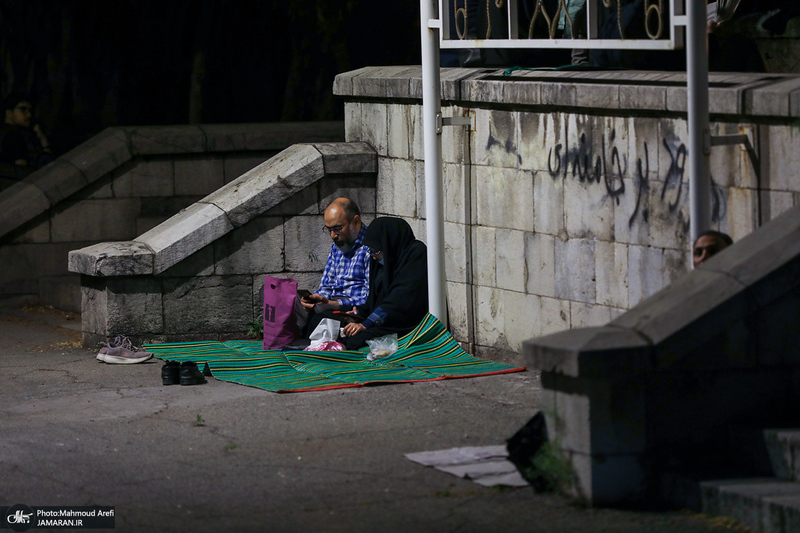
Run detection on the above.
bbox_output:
[67,241,155,277]
[334,66,800,117]
[68,142,378,277]
[0,182,51,239]
[524,202,800,379]
[0,122,344,243]
[701,478,800,533]
[522,326,651,379]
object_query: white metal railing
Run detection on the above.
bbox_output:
[440,0,685,50]
[420,0,715,328]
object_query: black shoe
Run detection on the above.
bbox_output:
[180,361,207,386]
[161,361,180,385]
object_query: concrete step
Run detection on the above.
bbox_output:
[730,428,800,482]
[769,431,800,481]
[701,478,800,533]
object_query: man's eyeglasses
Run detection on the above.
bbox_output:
[14,105,32,114]
[322,219,351,235]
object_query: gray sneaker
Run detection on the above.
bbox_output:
[97,335,153,364]
[98,348,154,364]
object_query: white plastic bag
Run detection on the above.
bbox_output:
[307,318,340,350]
[365,333,398,361]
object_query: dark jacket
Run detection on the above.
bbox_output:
[358,217,429,332]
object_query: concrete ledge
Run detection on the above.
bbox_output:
[142,202,234,274]
[334,66,799,118]
[707,205,800,309]
[334,66,484,102]
[68,142,378,277]
[0,122,344,244]
[60,127,132,180]
[527,266,757,376]
[315,142,377,174]
[745,78,800,117]
[523,203,800,507]
[74,170,377,345]
[68,242,154,277]
[610,269,751,369]
[522,326,651,379]
[203,144,325,228]
[0,182,51,239]
[27,160,90,205]
[563,200,800,371]
[701,478,800,533]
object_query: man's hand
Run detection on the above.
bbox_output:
[300,293,339,311]
[299,293,324,310]
[342,322,366,337]
[32,124,50,152]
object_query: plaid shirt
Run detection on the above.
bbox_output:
[317,225,370,308]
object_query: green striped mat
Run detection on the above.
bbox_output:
[144,314,525,393]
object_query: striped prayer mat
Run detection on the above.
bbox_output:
[144,314,525,393]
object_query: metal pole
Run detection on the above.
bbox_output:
[687,0,711,243]
[420,0,448,326]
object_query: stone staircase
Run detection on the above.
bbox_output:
[701,429,800,533]
[0,122,345,312]
[701,477,800,533]
[68,142,377,346]
[662,428,800,533]
[523,201,800,523]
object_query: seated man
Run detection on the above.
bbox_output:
[0,93,53,180]
[301,198,370,334]
[693,230,733,268]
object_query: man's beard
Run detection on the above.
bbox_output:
[334,240,354,253]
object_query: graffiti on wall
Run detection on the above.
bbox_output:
[540,128,727,231]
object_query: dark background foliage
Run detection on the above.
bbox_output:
[0,0,421,155]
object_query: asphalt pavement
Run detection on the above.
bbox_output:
[0,306,741,533]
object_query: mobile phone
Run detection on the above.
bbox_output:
[333,310,364,323]
[298,289,312,299]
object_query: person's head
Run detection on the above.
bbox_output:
[362,217,416,270]
[323,198,362,252]
[693,230,733,268]
[3,93,34,128]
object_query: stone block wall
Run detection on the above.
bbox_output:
[79,174,376,347]
[69,142,377,347]
[523,202,800,506]
[334,67,800,361]
[0,122,344,311]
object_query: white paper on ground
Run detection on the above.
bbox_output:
[405,445,529,487]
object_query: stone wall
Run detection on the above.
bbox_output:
[522,201,800,506]
[69,142,377,346]
[334,67,800,361]
[0,122,344,311]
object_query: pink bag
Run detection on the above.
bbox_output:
[304,341,345,352]
[262,275,300,350]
